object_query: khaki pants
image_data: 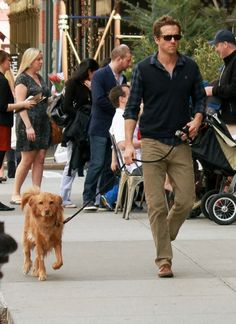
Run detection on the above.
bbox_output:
[141,139,195,268]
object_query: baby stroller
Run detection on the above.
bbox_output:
[191,113,236,225]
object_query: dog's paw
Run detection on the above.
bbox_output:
[23,261,32,275]
[52,261,63,270]
[38,272,47,281]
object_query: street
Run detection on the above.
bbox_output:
[1,169,236,324]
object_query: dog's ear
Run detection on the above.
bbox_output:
[28,196,36,208]
[21,187,40,210]
[53,194,64,224]
[21,192,33,210]
[54,194,62,206]
[27,196,40,217]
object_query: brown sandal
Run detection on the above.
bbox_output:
[158,264,173,278]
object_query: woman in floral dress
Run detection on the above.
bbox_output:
[11,48,51,204]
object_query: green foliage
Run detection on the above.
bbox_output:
[127,38,156,65]
[123,67,133,82]
[121,0,229,66]
[192,38,222,82]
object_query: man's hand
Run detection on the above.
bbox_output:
[111,160,118,172]
[124,144,136,165]
[186,113,203,140]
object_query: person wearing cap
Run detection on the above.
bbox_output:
[205,29,236,137]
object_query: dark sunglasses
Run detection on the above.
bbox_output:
[161,34,182,41]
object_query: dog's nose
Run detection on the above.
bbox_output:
[45,209,51,216]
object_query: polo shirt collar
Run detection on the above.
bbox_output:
[150,52,186,68]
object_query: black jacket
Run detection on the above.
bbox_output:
[0,72,14,127]
[62,78,92,176]
[213,50,236,124]
[63,105,91,176]
[63,78,91,118]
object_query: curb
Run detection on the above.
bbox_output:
[44,156,65,170]
[44,163,65,170]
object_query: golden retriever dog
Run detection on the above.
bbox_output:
[21,186,64,281]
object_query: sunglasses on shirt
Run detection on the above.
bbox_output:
[160,34,182,41]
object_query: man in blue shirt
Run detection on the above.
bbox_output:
[124,16,206,277]
[83,44,132,211]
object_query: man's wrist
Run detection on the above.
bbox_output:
[125,141,133,147]
[194,112,203,122]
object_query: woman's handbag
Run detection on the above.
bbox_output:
[50,121,63,145]
[47,94,69,127]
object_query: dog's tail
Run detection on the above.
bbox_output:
[21,186,40,210]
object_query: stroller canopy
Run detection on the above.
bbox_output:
[191,114,236,175]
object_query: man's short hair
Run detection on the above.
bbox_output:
[109,84,129,107]
[153,15,181,37]
[111,44,130,60]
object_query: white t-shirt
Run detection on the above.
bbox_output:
[110,108,141,173]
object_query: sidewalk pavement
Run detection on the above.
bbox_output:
[1,169,236,324]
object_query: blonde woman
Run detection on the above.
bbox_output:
[11,48,51,204]
[0,49,35,210]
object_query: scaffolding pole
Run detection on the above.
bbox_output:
[65,30,81,64]
[94,9,116,61]
[58,15,81,66]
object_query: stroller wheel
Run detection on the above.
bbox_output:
[208,193,236,225]
[200,189,219,219]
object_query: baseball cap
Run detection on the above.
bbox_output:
[209,29,236,45]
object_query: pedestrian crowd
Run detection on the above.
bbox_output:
[0,15,236,277]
